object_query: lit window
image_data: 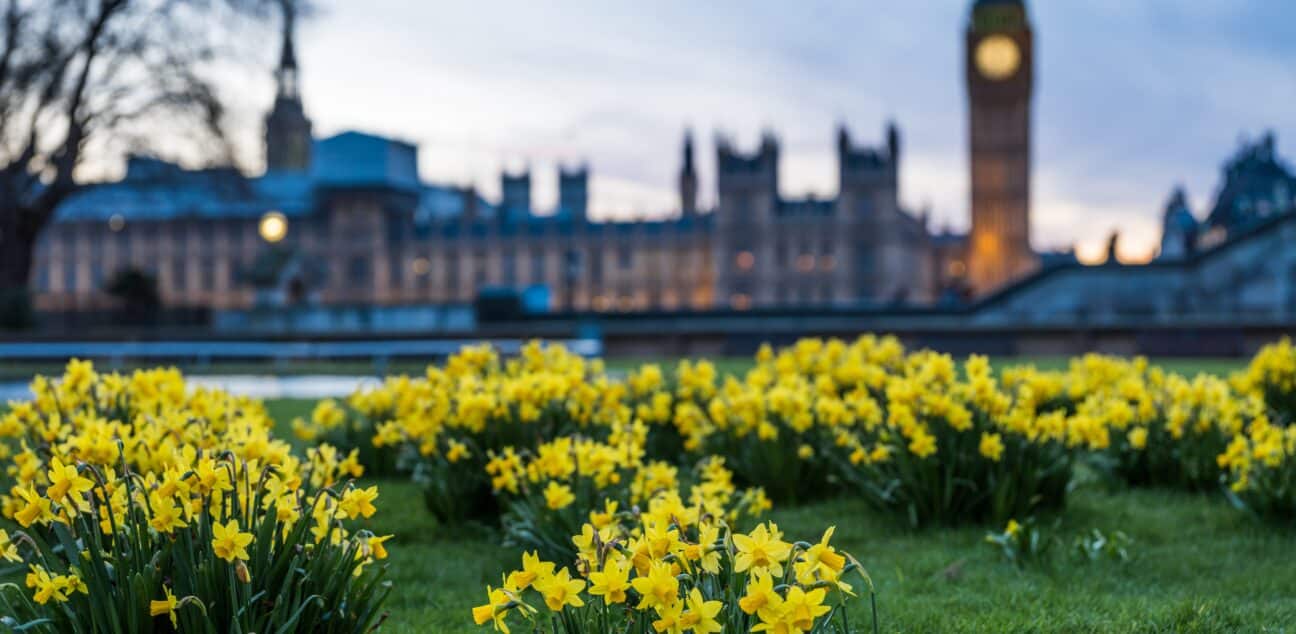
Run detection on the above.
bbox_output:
[820,255,836,272]
[730,293,751,310]
[796,254,815,272]
[411,257,431,276]
[736,251,755,271]
[947,260,966,277]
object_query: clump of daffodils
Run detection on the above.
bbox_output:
[0,361,391,633]
[486,428,770,563]
[332,342,626,524]
[1072,360,1262,489]
[695,337,905,503]
[817,350,1076,527]
[1218,413,1296,522]
[473,514,874,633]
[1234,337,1296,424]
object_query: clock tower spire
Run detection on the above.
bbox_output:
[966,0,1036,294]
[264,0,312,173]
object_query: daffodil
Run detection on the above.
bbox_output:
[147,492,187,534]
[505,552,554,591]
[630,561,679,611]
[532,567,584,612]
[24,565,67,605]
[367,534,394,559]
[587,558,631,604]
[337,486,379,519]
[211,519,254,562]
[45,457,94,503]
[472,585,514,633]
[542,481,575,510]
[739,569,783,620]
[12,484,53,527]
[679,587,723,633]
[979,432,1005,462]
[149,586,180,627]
[732,522,791,577]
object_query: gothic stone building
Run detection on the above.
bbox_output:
[976,132,1296,328]
[1159,132,1296,261]
[32,11,947,315]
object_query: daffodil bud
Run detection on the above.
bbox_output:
[234,560,251,584]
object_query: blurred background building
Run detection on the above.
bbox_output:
[32,8,952,316]
[20,0,1296,347]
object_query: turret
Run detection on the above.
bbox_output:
[558,164,589,222]
[837,124,899,203]
[500,168,531,220]
[715,131,779,203]
[1159,185,1198,260]
[264,0,312,173]
[679,130,698,216]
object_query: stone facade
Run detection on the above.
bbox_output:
[34,124,938,313]
[32,12,950,315]
[975,212,1296,326]
[1157,132,1296,260]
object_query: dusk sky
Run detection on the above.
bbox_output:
[199,1,1296,262]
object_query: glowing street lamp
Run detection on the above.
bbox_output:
[259,211,288,243]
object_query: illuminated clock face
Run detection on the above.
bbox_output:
[975,34,1020,80]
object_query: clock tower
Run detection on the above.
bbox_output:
[966,0,1036,294]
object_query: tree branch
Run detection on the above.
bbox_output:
[31,0,129,222]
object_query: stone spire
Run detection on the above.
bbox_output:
[679,129,698,216]
[264,0,312,173]
[276,1,300,99]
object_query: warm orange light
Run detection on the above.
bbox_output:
[795,254,815,273]
[972,233,999,256]
[730,293,752,310]
[1075,242,1107,266]
[976,35,1020,80]
[736,251,755,271]
[819,255,836,272]
[259,211,288,243]
[411,257,431,275]
[1119,250,1155,265]
[693,287,714,309]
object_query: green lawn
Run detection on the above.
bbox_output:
[260,392,1296,633]
[356,479,1295,633]
[0,356,1249,382]
[607,356,1249,379]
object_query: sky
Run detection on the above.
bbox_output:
[204,1,1296,263]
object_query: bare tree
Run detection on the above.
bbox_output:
[0,0,297,322]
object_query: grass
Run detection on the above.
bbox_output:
[356,478,1296,633]
[261,390,1296,633]
[0,356,1250,382]
[608,356,1250,379]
